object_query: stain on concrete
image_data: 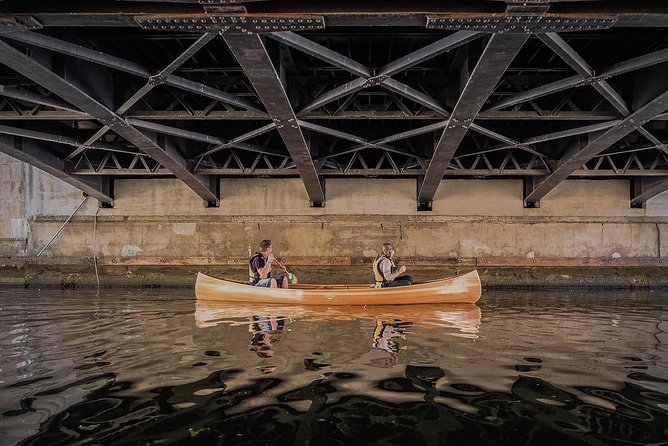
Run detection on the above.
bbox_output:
[121,245,143,257]
[172,222,196,236]
[10,219,27,238]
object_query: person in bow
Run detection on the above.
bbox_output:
[372,243,414,288]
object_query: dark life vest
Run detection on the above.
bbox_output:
[248,253,271,284]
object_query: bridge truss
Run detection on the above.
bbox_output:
[0,0,667,209]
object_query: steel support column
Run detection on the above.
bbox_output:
[223,33,324,205]
[418,33,529,208]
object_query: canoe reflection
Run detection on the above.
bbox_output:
[195,302,481,340]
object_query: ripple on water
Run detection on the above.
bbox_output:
[0,288,666,445]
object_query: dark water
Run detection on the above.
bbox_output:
[0,288,666,446]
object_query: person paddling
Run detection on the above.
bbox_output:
[372,243,414,287]
[249,240,290,288]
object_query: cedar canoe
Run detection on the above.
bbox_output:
[195,270,481,305]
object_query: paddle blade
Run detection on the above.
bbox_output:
[289,273,298,284]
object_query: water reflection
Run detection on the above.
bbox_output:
[1,289,666,446]
[195,302,481,333]
[197,302,481,365]
[248,315,290,375]
[8,364,668,445]
[373,320,412,354]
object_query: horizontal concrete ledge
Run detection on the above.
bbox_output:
[1,261,667,290]
[30,215,668,224]
[2,256,667,268]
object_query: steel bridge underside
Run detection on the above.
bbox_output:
[0,0,667,209]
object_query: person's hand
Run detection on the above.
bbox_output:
[399,265,407,274]
[267,253,275,263]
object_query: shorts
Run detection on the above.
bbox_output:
[255,276,285,287]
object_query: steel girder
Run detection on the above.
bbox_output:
[0,134,114,205]
[417,33,530,208]
[222,33,325,205]
[0,2,665,207]
[631,177,668,207]
[524,90,668,206]
[0,37,221,207]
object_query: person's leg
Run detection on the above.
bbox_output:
[269,277,278,288]
[384,276,413,287]
[275,275,287,288]
[255,278,272,287]
[396,275,414,285]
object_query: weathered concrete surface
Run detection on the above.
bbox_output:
[0,163,666,287]
[0,154,27,256]
[18,216,667,259]
[4,264,667,289]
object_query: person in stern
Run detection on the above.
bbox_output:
[249,239,290,288]
[372,243,414,287]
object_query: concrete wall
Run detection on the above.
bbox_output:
[0,161,667,286]
[0,153,27,255]
[4,169,664,258]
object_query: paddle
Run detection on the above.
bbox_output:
[272,258,298,284]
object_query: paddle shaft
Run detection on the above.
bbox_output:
[272,258,289,272]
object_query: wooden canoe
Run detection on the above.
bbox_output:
[195,270,481,305]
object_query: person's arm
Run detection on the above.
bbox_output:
[254,255,273,278]
[380,258,406,282]
[259,254,274,278]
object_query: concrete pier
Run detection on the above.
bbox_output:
[1,154,666,288]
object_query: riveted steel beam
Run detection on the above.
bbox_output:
[0,38,220,206]
[487,47,668,112]
[269,31,371,78]
[0,109,635,122]
[0,85,79,112]
[524,91,668,206]
[0,123,145,156]
[3,31,261,112]
[631,177,668,207]
[0,134,114,205]
[299,78,367,115]
[120,0,276,3]
[272,31,463,116]
[125,119,281,157]
[418,33,529,205]
[538,33,629,114]
[223,33,324,204]
[136,14,325,34]
[378,31,481,77]
[426,14,616,33]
